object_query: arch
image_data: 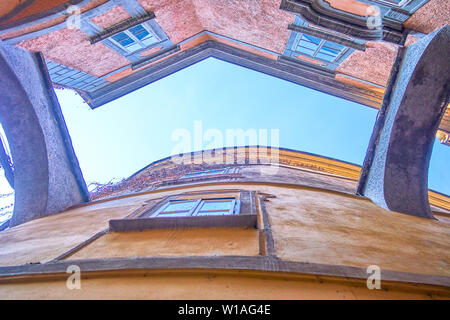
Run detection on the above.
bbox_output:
[358,26,449,218]
[0,42,88,227]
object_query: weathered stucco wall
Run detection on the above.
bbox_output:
[0,195,150,266]
[1,182,448,277]
[17,27,130,77]
[1,270,448,300]
[404,0,450,34]
[66,228,260,260]
[261,186,450,277]
[0,170,449,299]
[336,42,398,87]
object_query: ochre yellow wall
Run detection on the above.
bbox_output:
[260,186,450,277]
[66,228,260,260]
[0,182,449,299]
[0,270,449,300]
[0,195,150,266]
[1,183,449,274]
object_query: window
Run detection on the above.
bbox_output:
[109,190,256,232]
[109,24,159,53]
[154,198,238,217]
[182,168,228,178]
[294,34,347,63]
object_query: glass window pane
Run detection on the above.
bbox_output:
[298,40,318,51]
[302,34,321,44]
[162,201,197,212]
[112,32,134,46]
[199,200,233,212]
[316,52,336,62]
[111,32,128,42]
[321,47,340,55]
[197,211,231,216]
[323,41,344,51]
[296,46,315,55]
[129,25,149,40]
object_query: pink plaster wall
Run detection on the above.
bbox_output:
[191,0,293,54]
[17,27,130,77]
[336,42,398,87]
[404,0,450,34]
[139,0,203,44]
[138,0,294,54]
[91,5,130,29]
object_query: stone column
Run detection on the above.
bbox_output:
[0,42,89,227]
[358,26,449,218]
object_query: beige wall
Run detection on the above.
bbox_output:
[66,228,260,260]
[0,195,150,266]
[0,181,449,299]
[0,270,449,300]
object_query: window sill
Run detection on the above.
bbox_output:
[109,213,257,232]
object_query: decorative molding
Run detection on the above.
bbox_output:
[277,55,335,76]
[0,0,87,31]
[131,45,180,70]
[288,23,366,51]
[0,256,449,288]
[384,8,411,21]
[280,0,406,45]
[80,40,383,109]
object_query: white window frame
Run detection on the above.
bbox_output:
[152,198,239,217]
[108,23,160,54]
[293,33,348,63]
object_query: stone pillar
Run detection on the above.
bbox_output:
[357,26,449,218]
[0,42,89,227]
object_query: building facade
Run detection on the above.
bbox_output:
[0,1,449,299]
[0,0,448,142]
[0,147,449,299]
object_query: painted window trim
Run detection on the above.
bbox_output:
[88,13,172,62]
[109,190,257,232]
[283,16,355,70]
[89,12,156,44]
[107,23,161,54]
[152,198,240,217]
[101,20,172,61]
[292,32,350,63]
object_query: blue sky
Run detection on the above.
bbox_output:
[55,57,449,195]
